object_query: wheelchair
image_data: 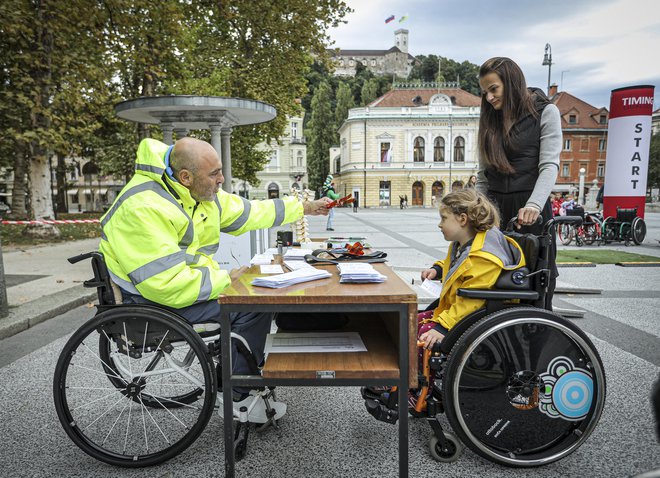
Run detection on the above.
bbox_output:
[361,215,606,467]
[601,207,646,245]
[52,252,285,467]
[557,206,602,246]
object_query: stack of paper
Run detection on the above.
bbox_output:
[336,263,387,283]
[283,248,314,261]
[250,253,274,265]
[252,267,331,288]
[283,260,314,271]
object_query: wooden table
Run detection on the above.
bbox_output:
[218,261,417,477]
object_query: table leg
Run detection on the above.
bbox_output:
[222,308,235,477]
[399,304,409,477]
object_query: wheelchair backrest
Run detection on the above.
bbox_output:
[616,207,637,223]
[503,231,539,272]
[566,206,585,218]
[68,251,117,306]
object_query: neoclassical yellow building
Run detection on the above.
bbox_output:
[332,84,481,208]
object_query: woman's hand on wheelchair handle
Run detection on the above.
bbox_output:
[516,206,541,227]
[421,268,437,281]
[420,329,445,349]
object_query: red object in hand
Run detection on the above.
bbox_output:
[326,193,355,209]
[344,242,364,256]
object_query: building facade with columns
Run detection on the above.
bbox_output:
[248,114,308,200]
[332,83,481,208]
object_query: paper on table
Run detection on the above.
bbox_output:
[283,248,314,260]
[420,279,442,297]
[265,331,367,353]
[260,264,284,274]
[283,260,314,271]
[251,267,331,288]
[250,253,273,265]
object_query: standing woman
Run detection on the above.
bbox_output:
[475,57,562,309]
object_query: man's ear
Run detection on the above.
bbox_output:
[178,169,192,187]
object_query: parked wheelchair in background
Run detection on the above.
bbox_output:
[362,215,606,467]
[556,206,603,246]
[601,206,646,246]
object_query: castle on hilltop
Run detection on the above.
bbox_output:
[328,29,414,78]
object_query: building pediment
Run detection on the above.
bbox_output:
[376,133,395,140]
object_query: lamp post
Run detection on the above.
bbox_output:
[578,168,586,206]
[542,43,553,96]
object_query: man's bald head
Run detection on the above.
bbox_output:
[170,137,218,175]
[169,137,224,201]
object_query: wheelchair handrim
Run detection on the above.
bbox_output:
[451,316,605,467]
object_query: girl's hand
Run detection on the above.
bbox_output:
[421,268,437,280]
[419,329,445,349]
[517,206,541,227]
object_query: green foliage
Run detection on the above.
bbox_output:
[360,79,379,106]
[305,81,335,192]
[409,55,480,96]
[649,133,660,190]
[334,82,354,138]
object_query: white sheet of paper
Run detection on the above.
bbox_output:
[265,332,367,353]
[250,253,274,265]
[283,260,314,271]
[260,264,284,274]
[420,279,442,296]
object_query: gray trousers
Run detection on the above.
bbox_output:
[120,290,272,385]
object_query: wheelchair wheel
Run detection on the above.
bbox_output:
[442,308,605,467]
[601,217,615,244]
[557,224,574,245]
[53,306,217,467]
[631,217,646,245]
[429,431,463,463]
[582,217,601,245]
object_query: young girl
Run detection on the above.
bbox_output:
[417,188,526,351]
[364,189,525,411]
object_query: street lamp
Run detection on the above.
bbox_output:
[542,43,552,96]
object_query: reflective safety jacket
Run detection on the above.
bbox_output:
[99,138,304,308]
[421,228,525,331]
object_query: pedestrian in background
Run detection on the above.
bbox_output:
[322,174,339,231]
[475,57,561,309]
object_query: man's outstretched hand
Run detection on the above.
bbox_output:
[303,198,331,216]
[229,266,249,283]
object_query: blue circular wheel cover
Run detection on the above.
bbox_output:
[552,371,593,419]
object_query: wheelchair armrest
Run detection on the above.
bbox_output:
[457,288,540,301]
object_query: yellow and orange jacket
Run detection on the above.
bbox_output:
[99,138,304,308]
[421,228,526,331]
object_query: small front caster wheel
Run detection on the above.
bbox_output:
[429,431,463,462]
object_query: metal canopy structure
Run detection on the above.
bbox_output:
[115,95,277,192]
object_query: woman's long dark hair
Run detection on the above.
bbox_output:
[478,57,538,174]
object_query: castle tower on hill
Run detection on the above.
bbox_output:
[329,29,414,78]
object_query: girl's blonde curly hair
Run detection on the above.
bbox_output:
[440,188,500,232]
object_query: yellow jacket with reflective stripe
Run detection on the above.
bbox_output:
[99,138,304,308]
[420,228,525,331]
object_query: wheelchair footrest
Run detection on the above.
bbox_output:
[364,398,399,424]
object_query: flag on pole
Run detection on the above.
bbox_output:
[385,15,395,24]
[399,14,408,23]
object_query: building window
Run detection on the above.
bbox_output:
[561,164,570,177]
[380,142,392,163]
[598,139,606,151]
[290,122,298,139]
[334,156,341,174]
[564,139,572,151]
[379,181,391,206]
[413,136,425,162]
[267,182,279,199]
[267,150,279,169]
[371,59,376,66]
[431,181,444,201]
[568,114,577,124]
[349,60,354,66]
[297,151,303,168]
[599,115,607,124]
[433,137,445,162]
[597,163,605,177]
[454,136,465,163]
[580,138,589,151]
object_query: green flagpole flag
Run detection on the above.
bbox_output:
[399,14,408,23]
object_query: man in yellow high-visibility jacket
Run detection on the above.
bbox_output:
[100,137,330,399]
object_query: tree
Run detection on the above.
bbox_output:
[334,82,354,139]
[0,0,112,219]
[360,78,379,106]
[306,81,334,192]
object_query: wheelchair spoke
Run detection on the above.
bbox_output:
[70,390,124,411]
[141,392,202,411]
[70,362,129,384]
[123,399,133,454]
[137,394,171,446]
[140,393,192,429]
[81,394,130,431]
[79,340,130,384]
[101,398,130,446]
[122,322,133,378]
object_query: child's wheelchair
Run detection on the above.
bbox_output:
[601,206,646,245]
[362,215,606,467]
[52,252,285,467]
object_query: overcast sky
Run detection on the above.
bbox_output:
[328,0,660,110]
